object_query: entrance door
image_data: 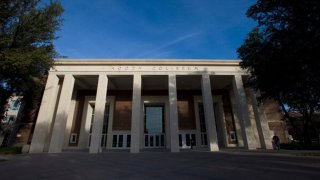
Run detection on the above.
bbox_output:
[144,105,165,148]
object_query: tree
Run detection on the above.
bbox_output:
[0,0,63,107]
[237,0,320,147]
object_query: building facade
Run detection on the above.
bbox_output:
[29,59,277,153]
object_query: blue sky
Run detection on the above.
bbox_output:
[54,0,257,60]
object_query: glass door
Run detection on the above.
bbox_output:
[144,105,165,148]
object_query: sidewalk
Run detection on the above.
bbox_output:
[1,149,320,180]
[220,148,320,157]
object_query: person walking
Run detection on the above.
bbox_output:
[272,135,280,150]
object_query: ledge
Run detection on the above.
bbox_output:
[54,59,241,66]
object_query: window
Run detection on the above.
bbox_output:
[70,133,77,144]
[230,131,237,141]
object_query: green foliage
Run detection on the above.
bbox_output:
[238,0,320,146]
[0,0,63,107]
[0,146,22,154]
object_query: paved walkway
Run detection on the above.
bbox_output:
[1,149,320,180]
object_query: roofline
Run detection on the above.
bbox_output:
[54,59,241,66]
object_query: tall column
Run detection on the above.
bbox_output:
[89,74,108,153]
[168,74,179,152]
[29,74,60,153]
[250,90,273,149]
[63,91,77,148]
[201,74,219,151]
[229,90,244,147]
[78,96,92,149]
[48,74,75,153]
[245,89,260,148]
[216,96,228,148]
[106,97,115,149]
[232,75,256,150]
[130,74,142,153]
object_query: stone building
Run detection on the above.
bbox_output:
[28,59,285,153]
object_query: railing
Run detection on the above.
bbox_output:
[179,132,196,148]
[144,133,165,148]
[111,134,131,149]
[88,133,131,149]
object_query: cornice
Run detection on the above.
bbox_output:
[53,59,241,66]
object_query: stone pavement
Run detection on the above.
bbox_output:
[0,149,320,180]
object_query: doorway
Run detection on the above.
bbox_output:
[144,105,165,148]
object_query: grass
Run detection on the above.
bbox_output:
[0,147,22,155]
